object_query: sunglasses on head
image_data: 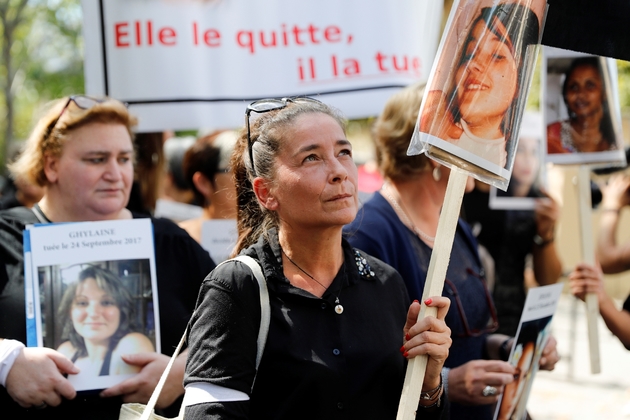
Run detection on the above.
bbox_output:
[245,97,323,176]
[45,95,126,139]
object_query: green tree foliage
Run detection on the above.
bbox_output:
[0,0,83,175]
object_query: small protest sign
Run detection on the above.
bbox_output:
[24,218,159,392]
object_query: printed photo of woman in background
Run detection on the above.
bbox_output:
[413,0,544,186]
[491,112,546,210]
[544,50,625,165]
[55,264,154,387]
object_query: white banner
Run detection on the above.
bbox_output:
[81,0,443,131]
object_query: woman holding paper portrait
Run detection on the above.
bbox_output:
[184,97,451,419]
[420,3,540,168]
[344,83,559,420]
[56,265,154,378]
[547,57,617,154]
[0,95,214,418]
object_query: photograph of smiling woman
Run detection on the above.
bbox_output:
[53,262,155,389]
[411,0,545,190]
[543,49,626,166]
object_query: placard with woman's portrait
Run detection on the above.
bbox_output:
[24,218,159,392]
[543,47,626,166]
[408,0,546,190]
[489,112,547,210]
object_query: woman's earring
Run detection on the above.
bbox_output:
[432,166,442,182]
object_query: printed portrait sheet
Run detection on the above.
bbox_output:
[493,282,563,420]
[489,112,547,210]
[408,0,546,190]
[543,47,626,166]
[201,219,238,263]
[23,218,159,392]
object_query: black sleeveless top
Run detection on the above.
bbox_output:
[71,345,114,376]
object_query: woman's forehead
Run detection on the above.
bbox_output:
[570,64,601,81]
[281,113,344,142]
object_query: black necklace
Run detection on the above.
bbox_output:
[281,248,344,314]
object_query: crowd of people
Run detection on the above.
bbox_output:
[0,82,629,420]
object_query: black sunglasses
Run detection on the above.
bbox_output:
[44,95,126,139]
[245,97,323,176]
[444,268,499,338]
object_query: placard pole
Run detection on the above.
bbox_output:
[577,165,601,374]
[396,167,468,420]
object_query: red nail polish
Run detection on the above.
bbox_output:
[400,345,405,353]
[424,298,433,305]
[405,333,411,341]
[413,299,419,304]
[403,351,409,357]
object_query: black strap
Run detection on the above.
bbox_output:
[31,203,52,224]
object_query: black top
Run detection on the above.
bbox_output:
[0,206,215,419]
[462,188,539,336]
[70,347,113,376]
[184,229,447,420]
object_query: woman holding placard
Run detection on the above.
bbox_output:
[0,95,214,418]
[419,3,540,169]
[183,97,451,418]
[344,83,559,420]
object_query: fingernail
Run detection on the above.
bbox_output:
[405,333,411,341]
[403,351,409,358]
[413,299,419,304]
[424,298,433,305]
[400,345,406,353]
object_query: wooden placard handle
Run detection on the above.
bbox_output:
[396,167,469,420]
[577,166,601,374]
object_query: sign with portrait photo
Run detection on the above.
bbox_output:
[543,47,626,166]
[408,0,546,190]
[23,218,159,392]
[489,112,547,210]
[493,282,563,420]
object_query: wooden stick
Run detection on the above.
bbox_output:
[396,167,469,420]
[576,165,601,374]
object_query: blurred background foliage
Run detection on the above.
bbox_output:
[0,0,629,173]
[0,0,84,172]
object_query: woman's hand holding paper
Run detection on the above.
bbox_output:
[447,359,515,404]
[6,346,78,408]
[100,350,186,409]
[538,335,559,371]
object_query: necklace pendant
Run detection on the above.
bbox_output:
[335,298,344,314]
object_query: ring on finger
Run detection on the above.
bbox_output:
[34,402,48,410]
[482,385,497,397]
